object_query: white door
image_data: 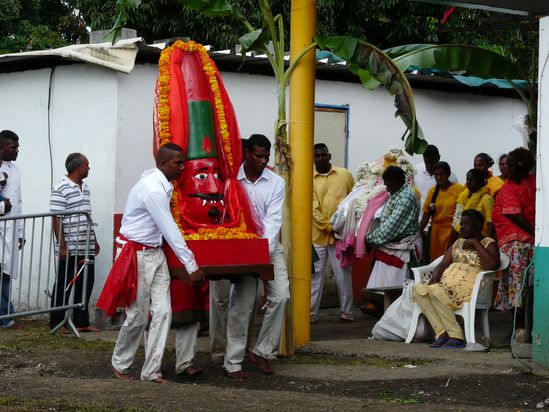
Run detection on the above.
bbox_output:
[314,105,349,167]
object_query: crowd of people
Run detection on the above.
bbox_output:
[415,145,535,348]
[0,126,537,379]
[318,143,535,349]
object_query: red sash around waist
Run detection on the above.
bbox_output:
[96,235,158,316]
[373,249,405,269]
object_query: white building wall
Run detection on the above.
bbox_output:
[49,66,118,291]
[114,64,158,213]
[0,65,118,311]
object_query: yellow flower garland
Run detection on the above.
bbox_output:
[159,41,256,240]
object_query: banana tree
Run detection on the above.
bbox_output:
[383,44,536,153]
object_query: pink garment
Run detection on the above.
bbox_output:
[335,233,356,269]
[355,191,389,258]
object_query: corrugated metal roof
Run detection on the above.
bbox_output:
[0,37,522,98]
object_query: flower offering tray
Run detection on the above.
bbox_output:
[164,238,273,281]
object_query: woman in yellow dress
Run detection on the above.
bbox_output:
[452,168,495,239]
[419,162,464,261]
[413,209,500,348]
[474,152,504,196]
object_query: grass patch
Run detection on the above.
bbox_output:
[0,395,153,411]
[279,354,432,368]
[377,389,423,404]
[0,344,17,352]
[0,319,114,353]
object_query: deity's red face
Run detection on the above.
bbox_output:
[180,158,224,224]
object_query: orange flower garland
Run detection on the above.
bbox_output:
[157,51,172,148]
[160,41,256,240]
[171,187,255,240]
[184,215,257,241]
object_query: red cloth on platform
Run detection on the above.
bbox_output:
[170,279,209,327]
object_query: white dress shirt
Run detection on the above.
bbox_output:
[414,162,458,207]
[120,168,198,273]
[0,161,23,278]
[237,165,285,254]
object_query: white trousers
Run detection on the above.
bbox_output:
[209,279,230,359]
[111,248,171,381]
[175,322,199,374]
[311,244,353,319]
[224,243,290,373]
[209,279,264,359]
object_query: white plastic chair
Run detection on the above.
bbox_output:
[405,252,510,344]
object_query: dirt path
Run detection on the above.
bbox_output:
[1,320,548,411]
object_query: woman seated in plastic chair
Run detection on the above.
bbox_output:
[412,209,500,348]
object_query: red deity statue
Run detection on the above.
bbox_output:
[153,40,260,239]
[153,40,269,328]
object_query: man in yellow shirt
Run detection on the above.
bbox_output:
[311,143,355,323]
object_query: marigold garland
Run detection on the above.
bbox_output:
[183,214,257,241]
[157,52,171,147]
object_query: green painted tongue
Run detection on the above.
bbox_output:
[187,100,217,159]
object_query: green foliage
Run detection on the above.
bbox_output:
[0,0,87,54]
[377,389,423,404]
[390,44,524,79]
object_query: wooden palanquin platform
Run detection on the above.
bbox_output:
[164,238,273,281]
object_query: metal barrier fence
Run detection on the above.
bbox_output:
[0,211,94,336]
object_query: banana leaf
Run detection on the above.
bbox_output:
[105,0,142,44]
[315,36,427,155]
[238,27,270,55]
[391,44,524,81]
[176,0,233,16]
[384,44,433,59]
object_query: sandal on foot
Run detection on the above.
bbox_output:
[441,338,466,349]
[224,370,250,380]
[177,365,203,378]
[248,352,274,375]
[113,367,134,380]
[151,376,169,384]
[429,337,448,348]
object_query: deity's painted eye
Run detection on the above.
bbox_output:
[213,173,219,179]
[195,173,207,180]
